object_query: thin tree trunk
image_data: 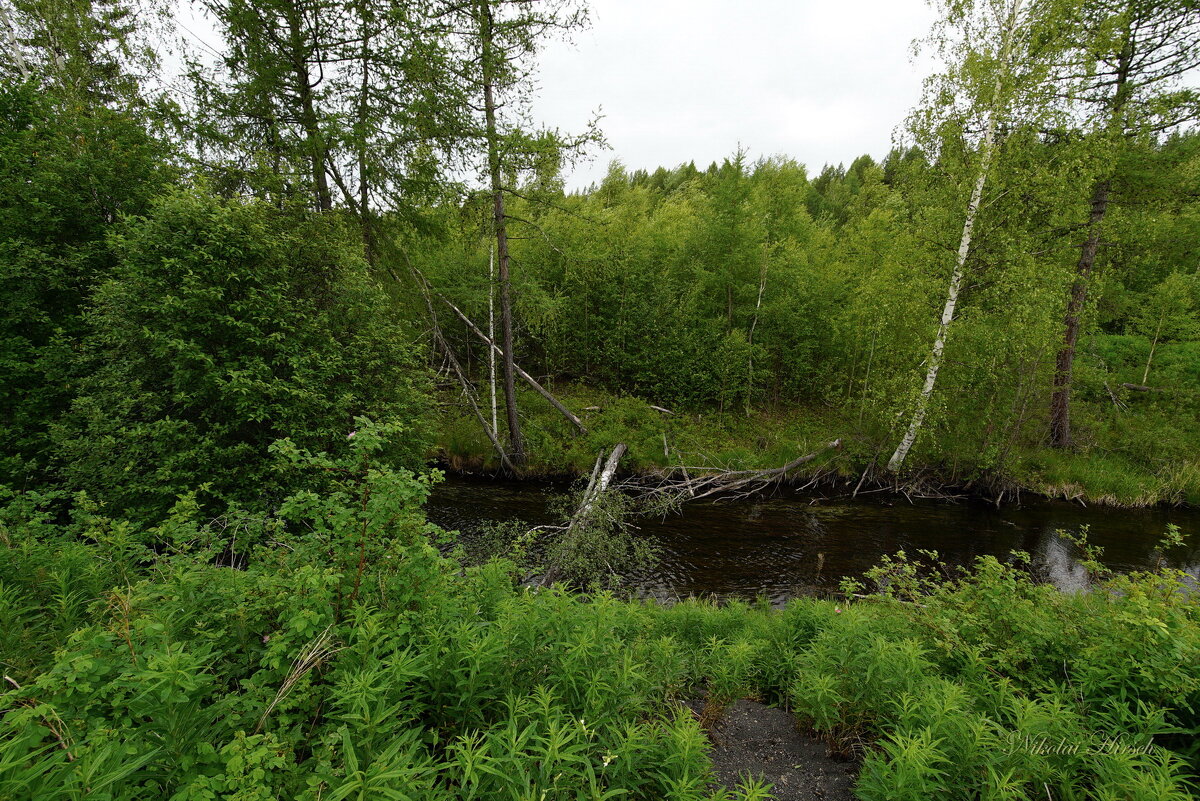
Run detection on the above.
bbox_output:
[746,256,766,415]
[1049,179,1111,448]
[858,327,878,425]
[267,112,284,207]
[286,9,332,213]
[888,0,1027,472]
[1141,314,1163,386]
[436,329,517,475]
[1049,22,1133,449]
[886,162,989,472]
[437,292,587,433]
[887,0,1021,473]
[479,0,525,464]
[417,274,515,473]
[357,1,374,264]
[489,244,498,437]
[726,284,734,333]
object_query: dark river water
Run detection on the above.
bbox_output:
[427,474,1200,603]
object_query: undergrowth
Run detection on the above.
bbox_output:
[1,420,1197,799]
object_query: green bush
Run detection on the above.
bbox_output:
[49,191,430,519]
[0,82,171,484]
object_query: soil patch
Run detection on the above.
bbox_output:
[690,699,859,801]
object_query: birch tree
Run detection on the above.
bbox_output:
[0,0,159,100]
[887,0,1028,471]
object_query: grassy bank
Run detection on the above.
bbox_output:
[1,440,1197,799]
[434,385,1200,507]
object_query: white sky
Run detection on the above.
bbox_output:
[532,0,940,190]
[169,0,941,191]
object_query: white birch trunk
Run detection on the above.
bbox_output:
[1141,314,1162,386]
[887,0,1023,473]
[746,256,767,414]
[571,443,625,529]
[438,291,587,433]
[538,443,626,587]
[0,3,30,81]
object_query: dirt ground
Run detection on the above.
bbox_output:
[690,699,860,801]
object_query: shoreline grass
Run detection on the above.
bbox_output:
[433,385,1200,508]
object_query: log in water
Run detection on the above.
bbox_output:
[427,474,1200,603]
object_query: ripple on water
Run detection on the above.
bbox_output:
[426,475,1200,603]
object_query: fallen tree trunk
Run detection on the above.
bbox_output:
[628,439,844,504]
[589,444,626,507]
[436,336,517,475]
[539,443,626,587]
[417,282,517,474]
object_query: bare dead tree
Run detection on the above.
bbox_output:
[624,439,844,505]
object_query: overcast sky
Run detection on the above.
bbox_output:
[530,0,940,190]
[171,0,941,191]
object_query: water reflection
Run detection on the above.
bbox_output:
[1033,533,1089,594]
[426,475,1200,603]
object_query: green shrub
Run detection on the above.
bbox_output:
[2,444,1198,799]
[49,191,430,519]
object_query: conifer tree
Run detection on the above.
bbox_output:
[439,0,597,467]
[1047,0,1200,447]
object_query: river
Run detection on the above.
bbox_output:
[427,474,1200,603]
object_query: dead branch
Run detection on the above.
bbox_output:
[434,292,587,434]
[1103,381,1127,409]
[626,439,844,504]
[414,271,517,474]
[539,443,626,586]
[434,332,517,475]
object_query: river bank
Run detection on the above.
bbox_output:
[434,386,1200,508]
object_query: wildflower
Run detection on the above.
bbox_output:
[262,634,270,643]
[834,607,842,614]
[348,430,357,439]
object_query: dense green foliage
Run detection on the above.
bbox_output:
[0,81,169,485]
[1,0,1199,798]
[0,70,429,520]
[422,138,1200,502]
[1,430,1197,799]
[49,191,428,519]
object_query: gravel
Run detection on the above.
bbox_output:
[690,699,860,801]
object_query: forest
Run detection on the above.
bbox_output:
[1,0,1199,798]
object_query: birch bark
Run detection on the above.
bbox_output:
[887,0,1023,472]
[0,3,30,81]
